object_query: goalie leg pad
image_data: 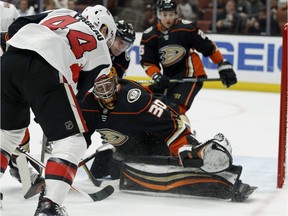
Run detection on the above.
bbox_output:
[120,161,244,200]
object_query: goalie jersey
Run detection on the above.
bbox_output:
[80,79,192,156]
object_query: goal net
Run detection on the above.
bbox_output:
[278,23,288,188]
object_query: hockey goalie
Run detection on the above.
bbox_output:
[80,69,257,202]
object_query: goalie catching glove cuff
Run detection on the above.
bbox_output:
[152,73,170,91]
[218,60,237,87]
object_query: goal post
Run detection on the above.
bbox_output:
[278,23,288,188]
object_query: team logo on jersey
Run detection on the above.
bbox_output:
[65,120,74,130]
[97,129,128,146]
[159,45,186,67]
[127,89,141,103]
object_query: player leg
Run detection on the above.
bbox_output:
[165,78,205,114]
[3,49,88,215]
[0,48,32,186]
[30,78,87,215]
[9,128,45,187]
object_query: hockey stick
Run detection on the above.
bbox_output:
[137,77,222,84]
[78,144,116,187]
[16,146,114,202]
[40,133,47,175]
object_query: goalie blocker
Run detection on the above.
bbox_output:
[119,156,256,202]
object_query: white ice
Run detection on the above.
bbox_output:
[1,89,287,216]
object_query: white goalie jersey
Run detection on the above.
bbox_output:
[7,9,112,85]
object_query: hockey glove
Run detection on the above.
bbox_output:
[218,60,237,87]
[152,73,170,91]
[178,145,203,168]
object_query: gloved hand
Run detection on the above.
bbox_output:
[152,73,170,91]
[218,60,237,87]
[178,144,203,168]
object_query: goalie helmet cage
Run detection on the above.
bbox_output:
[278,23,288,188]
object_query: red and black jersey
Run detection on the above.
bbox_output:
[80,79,192,156]
[110,51,130,78]
[140,20,224,78]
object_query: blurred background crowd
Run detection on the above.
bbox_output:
[2,0,287,36]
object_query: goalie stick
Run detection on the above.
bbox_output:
[137,77,222,84]
[78,144,116,187]
[16,146,114,202]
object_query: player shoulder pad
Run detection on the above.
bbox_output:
[142,25,158,41]
[119,79,151,112]
[175,19,198,30]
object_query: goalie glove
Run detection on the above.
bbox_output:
[178,133,233,173]
[218,60,237,87]
[152,73,170,91]
[178,136,203,168]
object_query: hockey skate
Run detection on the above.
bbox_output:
[34,190,68,216]
[9,164,44,185]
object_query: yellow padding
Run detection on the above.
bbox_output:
[125,76,280,93]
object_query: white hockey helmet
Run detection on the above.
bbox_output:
[82,5,117,48]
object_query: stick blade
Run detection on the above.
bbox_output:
[88,185,114,201]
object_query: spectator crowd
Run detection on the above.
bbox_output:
[1,0,287,35]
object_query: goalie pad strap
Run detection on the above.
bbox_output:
[123,155,203,168]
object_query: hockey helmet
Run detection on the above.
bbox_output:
[157,0,177,12]
[93,67,118,99]
[82,5,117,48]
[116,20,136,44]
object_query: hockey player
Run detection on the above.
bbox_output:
[140,0,237,114]
[110,20,136,78]
[0,5,117,216]
[44,19,136,152]
[0,1,19,55]
[80,68,255,201]
[81,69,229,176]
[0,0,45,204]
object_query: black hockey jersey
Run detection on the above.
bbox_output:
[140,20,223,78]
[80,79,191,156]
[111,51,130,78]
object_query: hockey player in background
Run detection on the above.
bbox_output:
[79,68,255,201]
[110,20,136,78]
[0,5,116,215]
[0,1,19,55]
[140,0,237,114]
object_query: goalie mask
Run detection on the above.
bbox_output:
[82,5,117,48]
[93,67,118,100]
